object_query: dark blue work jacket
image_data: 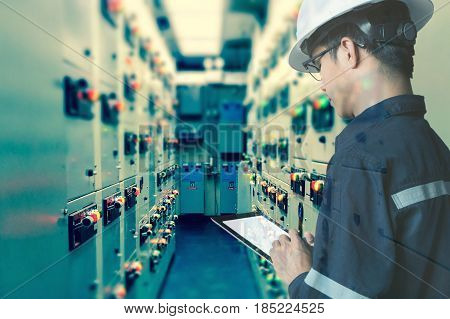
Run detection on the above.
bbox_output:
[289,95,450,299]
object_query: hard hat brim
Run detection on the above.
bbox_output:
[288,40,312,73]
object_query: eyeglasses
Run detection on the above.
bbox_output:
[302,45,337,81]
[302,42,366,81]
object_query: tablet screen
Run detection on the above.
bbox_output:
[223,215,289,256]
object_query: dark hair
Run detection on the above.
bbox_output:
[311,1,416,78]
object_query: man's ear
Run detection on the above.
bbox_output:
[340,37,360,70]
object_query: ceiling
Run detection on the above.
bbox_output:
[151,0,268,71]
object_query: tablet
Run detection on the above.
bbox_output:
[211,212,289,264]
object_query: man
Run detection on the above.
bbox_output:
[269,0,450,298]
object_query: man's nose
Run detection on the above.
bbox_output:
[320,85,327,93]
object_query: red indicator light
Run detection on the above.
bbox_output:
[86,89,99,102]
[107,0,123,13]
[114,101,124,111]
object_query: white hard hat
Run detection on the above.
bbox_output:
[289,0,434,72]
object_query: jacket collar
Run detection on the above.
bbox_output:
[335,95,427,151]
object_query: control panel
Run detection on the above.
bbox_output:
[101,0,123,27]
[290,169,308,197]
[103,192,124,226]
[276,188,288,214]
[180,163,205,214]
[278,138,289,162]
[124,132,138,156]
[310,174,325,207]
[124,185,140,211]
[312,95,334,132]
[63,76,98,120]
[101,92,123,125]
[139,134,152,154]
[124,14,139,48]
[124,73,140,102]
[220,163,238,214]
[124,261,143,290]
[156,164,178,188]
[2,0,178,299]
[291,101,308,135]
[68,204,101,251]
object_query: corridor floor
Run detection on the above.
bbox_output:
[159,214,261,298]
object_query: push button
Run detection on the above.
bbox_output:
[82,215,95,227]
[310,179,325,206]
[86,89,99,102]
[114,196,125,208]
[132,187,140,197]
[312,180,324,192]
[107,0,123,13]
[157,206,166,213]
[114,101,124,111]
[113,284,126,299]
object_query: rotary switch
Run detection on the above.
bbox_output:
[150,238,167,246]
[152,249,161,258]
[114,196,125,208]
[76,80,99,102]
[167,221,176,229]
[310,179,325,206]
[132,187,140,196]
[82,209,101,227]
[157,206,166,213]
[299,172,309,180]
[112,284,126,299]
[140,223,153,242]
[124,261,143,289]
[149,250,161,273]
[124,73,140,101]
[133,261,143,275]
[158,228,172,235]
[82,215,95,227]
[311,180,324,192]
[268,186,277,194]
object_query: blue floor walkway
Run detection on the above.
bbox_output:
[159,214,261,299]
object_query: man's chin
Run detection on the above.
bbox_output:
[329,100,351,119]
[333,105,344,117]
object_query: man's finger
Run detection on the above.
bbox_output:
[288,229,302,248]
[304,232,315,246]
[278,234,291,246]
[272,240,281,248]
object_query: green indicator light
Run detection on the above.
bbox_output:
[290,104,305,117]
[313,95,330,110]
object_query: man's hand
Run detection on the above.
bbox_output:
[269,230,314,286]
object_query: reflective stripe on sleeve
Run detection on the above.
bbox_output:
[391,181,449,210]
[304,268,369,299]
